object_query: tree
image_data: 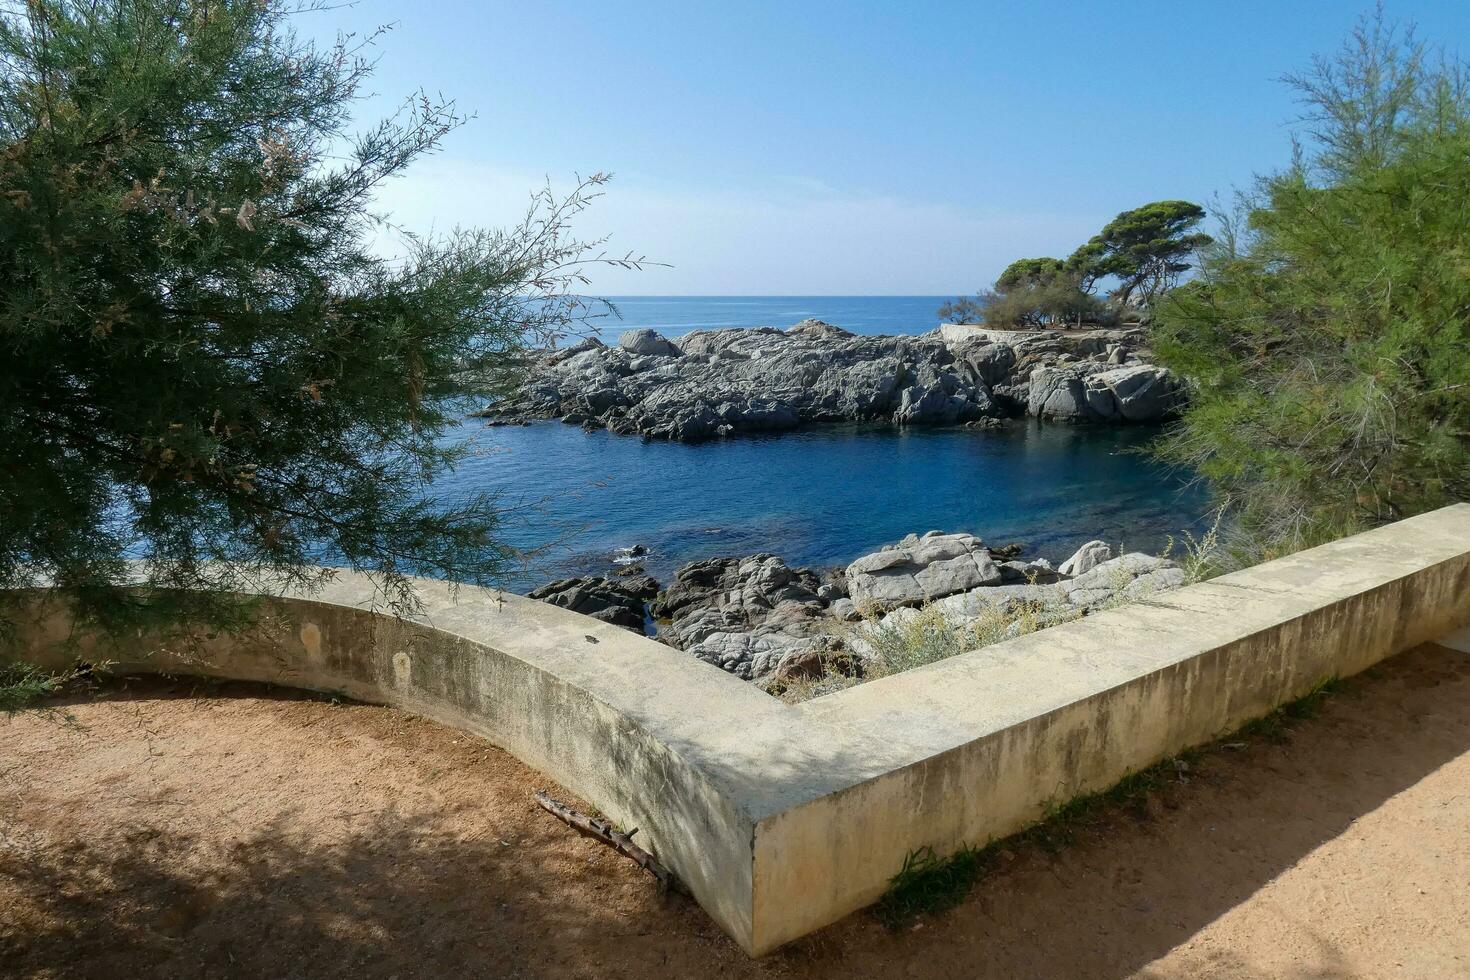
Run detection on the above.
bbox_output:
[0,0,639,638]
[985,257,1100,329]
[1150,12,1470,553]
[936,294,989,324]
[995,257,1065,292]
[942,204,1209,331]
[1068,201,1213,309]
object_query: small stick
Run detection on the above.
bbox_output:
[534,790,685,894]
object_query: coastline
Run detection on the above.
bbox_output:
[480,319,1183,441]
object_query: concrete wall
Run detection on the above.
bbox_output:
[12,504,1470,955]
[939,323,1042,345]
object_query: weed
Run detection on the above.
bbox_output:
[1163,504,1236,584]
[875,844,990,929]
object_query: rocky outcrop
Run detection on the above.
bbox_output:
[479,321,1180,441]
[525,575,659,632]
[525,527,1189,687]
[649,555,840,682]
[845,531,1002,609]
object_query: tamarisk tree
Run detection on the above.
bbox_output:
[0,0,639,635]
[1151,13,1470,552]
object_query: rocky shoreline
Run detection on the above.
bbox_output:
[525,529,1186,689]
[479,319,1186,440]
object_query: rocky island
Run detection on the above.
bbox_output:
[480,319,1186,440]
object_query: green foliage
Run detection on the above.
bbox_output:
[875,844,989,929]
[0,1,636,636]
[936,293,988,324]
[859,605,978,674]
[1151,13,1470,550]
[1067,200,1212,308]
[942,202,1209,328]
[984,257,1101,329]
[1160,504,1235,584]
[0,658,81,711]
[995,257,1065,292]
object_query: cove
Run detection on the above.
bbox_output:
[435,418,1212,593]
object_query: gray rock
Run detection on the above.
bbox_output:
[1028,367,1089,420]
[686,630,839,683]
[998,558,1060,584]
[957,342,1017,388]
[845,531,1002,610]
[786,318,853,339]
[1091,365,1183,421]
[525,575,657,632]
[1056,553,1186,609]
[618,328,682,357]
[1058,540,1112,577]
[1025,361,1183,423]
[931,583,1062,619]
[650,554,833,681]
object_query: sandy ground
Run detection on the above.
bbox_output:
[2,642,1467,980]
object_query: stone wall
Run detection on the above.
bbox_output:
[12,505,1470,955]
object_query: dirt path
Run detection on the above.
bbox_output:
[3,643,1467,979]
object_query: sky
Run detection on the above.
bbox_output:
[300,1,1470,295]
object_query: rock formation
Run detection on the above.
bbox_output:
[480,321,1184,440]
[525,575,658,632]
[648,555,838,682]
[525,526,1187,687]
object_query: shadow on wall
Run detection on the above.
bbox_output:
[3,643,1468,979]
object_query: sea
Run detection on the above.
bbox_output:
[431,297,1212,592]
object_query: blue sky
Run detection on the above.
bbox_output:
[303,1,1470,295]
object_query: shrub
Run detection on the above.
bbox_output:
[1151,13,1470,552]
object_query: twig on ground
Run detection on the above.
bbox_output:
[533,790,686,894]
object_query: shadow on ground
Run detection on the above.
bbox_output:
[2,643,1467,979]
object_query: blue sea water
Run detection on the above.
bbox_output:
[430,296,1208,592]
[582,295,952,341]
[441,419,1210,594]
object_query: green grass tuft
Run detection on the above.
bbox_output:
[875,844,991,929]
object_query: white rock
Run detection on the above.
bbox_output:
[1059,540,1112,576]
[845,531,1002,609]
